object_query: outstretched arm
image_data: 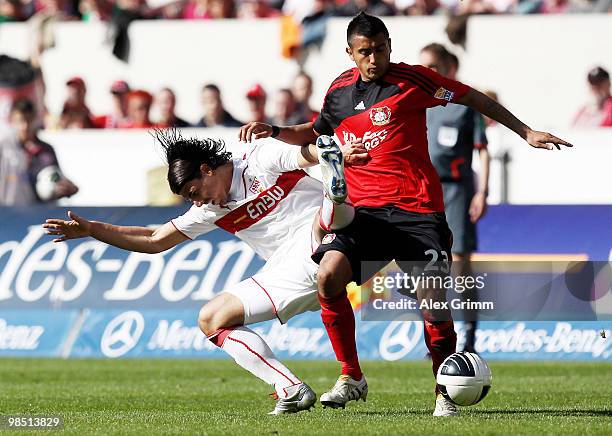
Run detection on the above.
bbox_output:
[239,122,318,145]
[43,211,188,254]
[456,89,573,150]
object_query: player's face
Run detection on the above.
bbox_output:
[179,165,229,207]
[347,33,391,82]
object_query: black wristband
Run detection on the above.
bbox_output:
[270,125,280,138]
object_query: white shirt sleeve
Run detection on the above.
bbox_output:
[248,140,301,175]
[171,205,217,240]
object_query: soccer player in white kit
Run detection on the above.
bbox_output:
[42,129,352,415]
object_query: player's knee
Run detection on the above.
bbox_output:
[317,252,352,298]
[198,306,222,337]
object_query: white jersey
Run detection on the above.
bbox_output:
[172,142,322,260]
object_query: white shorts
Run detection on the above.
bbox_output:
[223,224,320,325]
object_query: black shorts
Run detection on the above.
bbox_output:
[312,206,453,285]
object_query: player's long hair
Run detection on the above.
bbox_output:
[153,128,232,195]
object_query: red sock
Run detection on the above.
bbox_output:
[424,320,457,377]
[318,291,363,380]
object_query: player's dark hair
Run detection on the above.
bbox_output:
[10,98,36,118]
[203,83,221,94]
[153,128,232,195]
[346,12,389,46]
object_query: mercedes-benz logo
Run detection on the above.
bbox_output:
[101,311,145,358]
[379,321,423,361]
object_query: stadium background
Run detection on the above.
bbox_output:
[1,7,611,363]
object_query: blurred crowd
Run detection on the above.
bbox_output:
[39,73,318,130]
[1,0,610,24]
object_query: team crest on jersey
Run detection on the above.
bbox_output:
[369,106,391,126]
[248,177,263,195]
[322,233,336,244]
[434,87,455,102]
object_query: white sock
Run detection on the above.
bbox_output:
[319,195,355,231]
[211,326,301,398]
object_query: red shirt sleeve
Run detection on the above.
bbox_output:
[393,63,471,109]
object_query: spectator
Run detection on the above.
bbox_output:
[93,80,130,128]
[539,0,571,12]
[58,76,95,129]
[334,0,396,16]
[209,0,235,17]
[0,55,44,126]
[271,88,309,126]
[454,0,498,14]
[120,89,155,128]
[399,0,440,15]
[9,99,78,202]
[572,66,612,128]
[154,87,191,128]
[237,0,280,18]
[0,0,25,21]
[182,0,213,19]
[292,72,319,122]
[245,83,272,123]
[196,84,242,127]
[0,121,34,205]
[282,0,318,22]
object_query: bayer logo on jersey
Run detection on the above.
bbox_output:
[436,352,492,406]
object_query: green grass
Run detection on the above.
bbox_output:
[0,359,610,435]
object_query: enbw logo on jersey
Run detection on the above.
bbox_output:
[369,106,391,126]
[246,186,285,219]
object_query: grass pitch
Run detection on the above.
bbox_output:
[0,359,610,435]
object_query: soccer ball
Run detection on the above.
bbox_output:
[436,352,492,406]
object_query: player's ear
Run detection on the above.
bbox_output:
[346,46,355,62]
[199,163,213,176]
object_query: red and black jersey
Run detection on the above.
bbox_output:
[314,62,471,213]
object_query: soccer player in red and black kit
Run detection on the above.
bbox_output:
[239,12,572,416]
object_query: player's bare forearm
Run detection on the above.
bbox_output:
[477,147,490,195]
[456,88,573,150]
[239,121,317,145]
[457,89,529,139]
[44,211,186,253]
[88,222,160,253]
[88,221,186,254]
[277,123,318,146]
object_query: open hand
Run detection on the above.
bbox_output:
[239,122,272,143]
[42,211,91,242]
[526,130,573,150]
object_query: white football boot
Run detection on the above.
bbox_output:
[268,383,317,415]
[316,135,347,204]
[433,393,459,417]
[320,375,368,409]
